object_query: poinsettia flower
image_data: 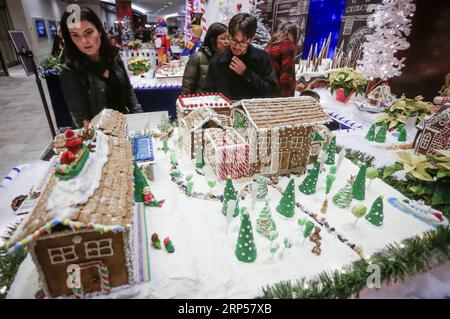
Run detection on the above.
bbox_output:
[395,152,434,181]
[435,150,450,170]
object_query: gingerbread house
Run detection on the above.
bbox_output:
[8,110,135,298]
[204,128,249,180]
[178,106,232,163]
[414,107,450,155]
[230,97,331,175]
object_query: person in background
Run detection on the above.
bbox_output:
[59,7,142,128]
[265,22,299,97]
[182,22,229,94]
[51,26,64,58]
[206,13,277,100]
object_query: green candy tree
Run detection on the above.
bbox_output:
[325,136,337,165]
[256,175,268,201]
[365,124,376,141]
[352,164,367,201]
[235,207,257,263]
[256,201,277,238]
[397,123,407,142]
[375,122,388,143]
[299,161,321,195]
[365,196,384,227]
[133,163,148,202]
[222,176,239,217]
[276,178,296,218]
[332,177,354,209]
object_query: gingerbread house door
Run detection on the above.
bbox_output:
[279,152,290,170]
[80,262,102,293]
[66,261,112,297]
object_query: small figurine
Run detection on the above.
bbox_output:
[151,233,161,249]
[64,129,83,155]
[164,237,175,253]
[143,186,165,207]
[82,119,94,141]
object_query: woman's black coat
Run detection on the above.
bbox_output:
[60,50,143,128]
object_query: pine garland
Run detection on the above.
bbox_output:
[0,244,27,299]
[259,226,450,299]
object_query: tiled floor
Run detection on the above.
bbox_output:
[0,65,55,178]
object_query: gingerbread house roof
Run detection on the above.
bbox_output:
[417,108,450,131]
[235,97,330,129]
[181,107,231,131]
[9,110,134,250]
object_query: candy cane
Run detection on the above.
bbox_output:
[99,263,111,294]
[200,0,207,33]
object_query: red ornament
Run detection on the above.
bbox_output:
[39,228,47,235]
[65,129,75,141]
[237,3,242,11]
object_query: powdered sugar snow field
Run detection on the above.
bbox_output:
[7,130,434,299]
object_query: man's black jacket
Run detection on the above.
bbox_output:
[206,45,278,100]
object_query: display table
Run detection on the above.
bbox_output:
[44,72,181,129]
[3,107,449,299]
[315,89,417,168]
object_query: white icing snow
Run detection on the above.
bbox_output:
[45,131,109,220]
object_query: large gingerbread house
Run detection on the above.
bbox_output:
[230,97,331,175]
[414,107,450,155]
[8,110,135,298]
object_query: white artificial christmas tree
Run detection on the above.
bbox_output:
[120,16,134,45]
[249,0,271,50]
[357,0,416,91]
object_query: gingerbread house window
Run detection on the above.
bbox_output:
[48,245,78,264]
[279,137,288,148]
[84,239,114,259]
[420,133,432,149]
[439,119,447,127]
[291,137,304,149]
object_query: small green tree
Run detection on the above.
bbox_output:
[325,136,337,165]
[222,176,239,217]
[133,163,148,202]
[397,123,407,142]
[375,122,388,143]
[352,164,367,201]
[299,161,321,195]
[365,196,384,227]
[256,201,277,238]
[276,178,296,218]
[365,124,376,141]
[235,207,257,263]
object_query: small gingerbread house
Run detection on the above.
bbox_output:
[230,97,331,175]
[414,107,450,155]
[178,107,232,162]
[8,110,135,298]
[204,128,249,180]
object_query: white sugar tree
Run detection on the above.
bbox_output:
[357,0,416,93]
[249,0,271,50]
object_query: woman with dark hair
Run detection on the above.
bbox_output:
[265,22,299,97]
[182,22,229,94]
[60,7,142,128]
